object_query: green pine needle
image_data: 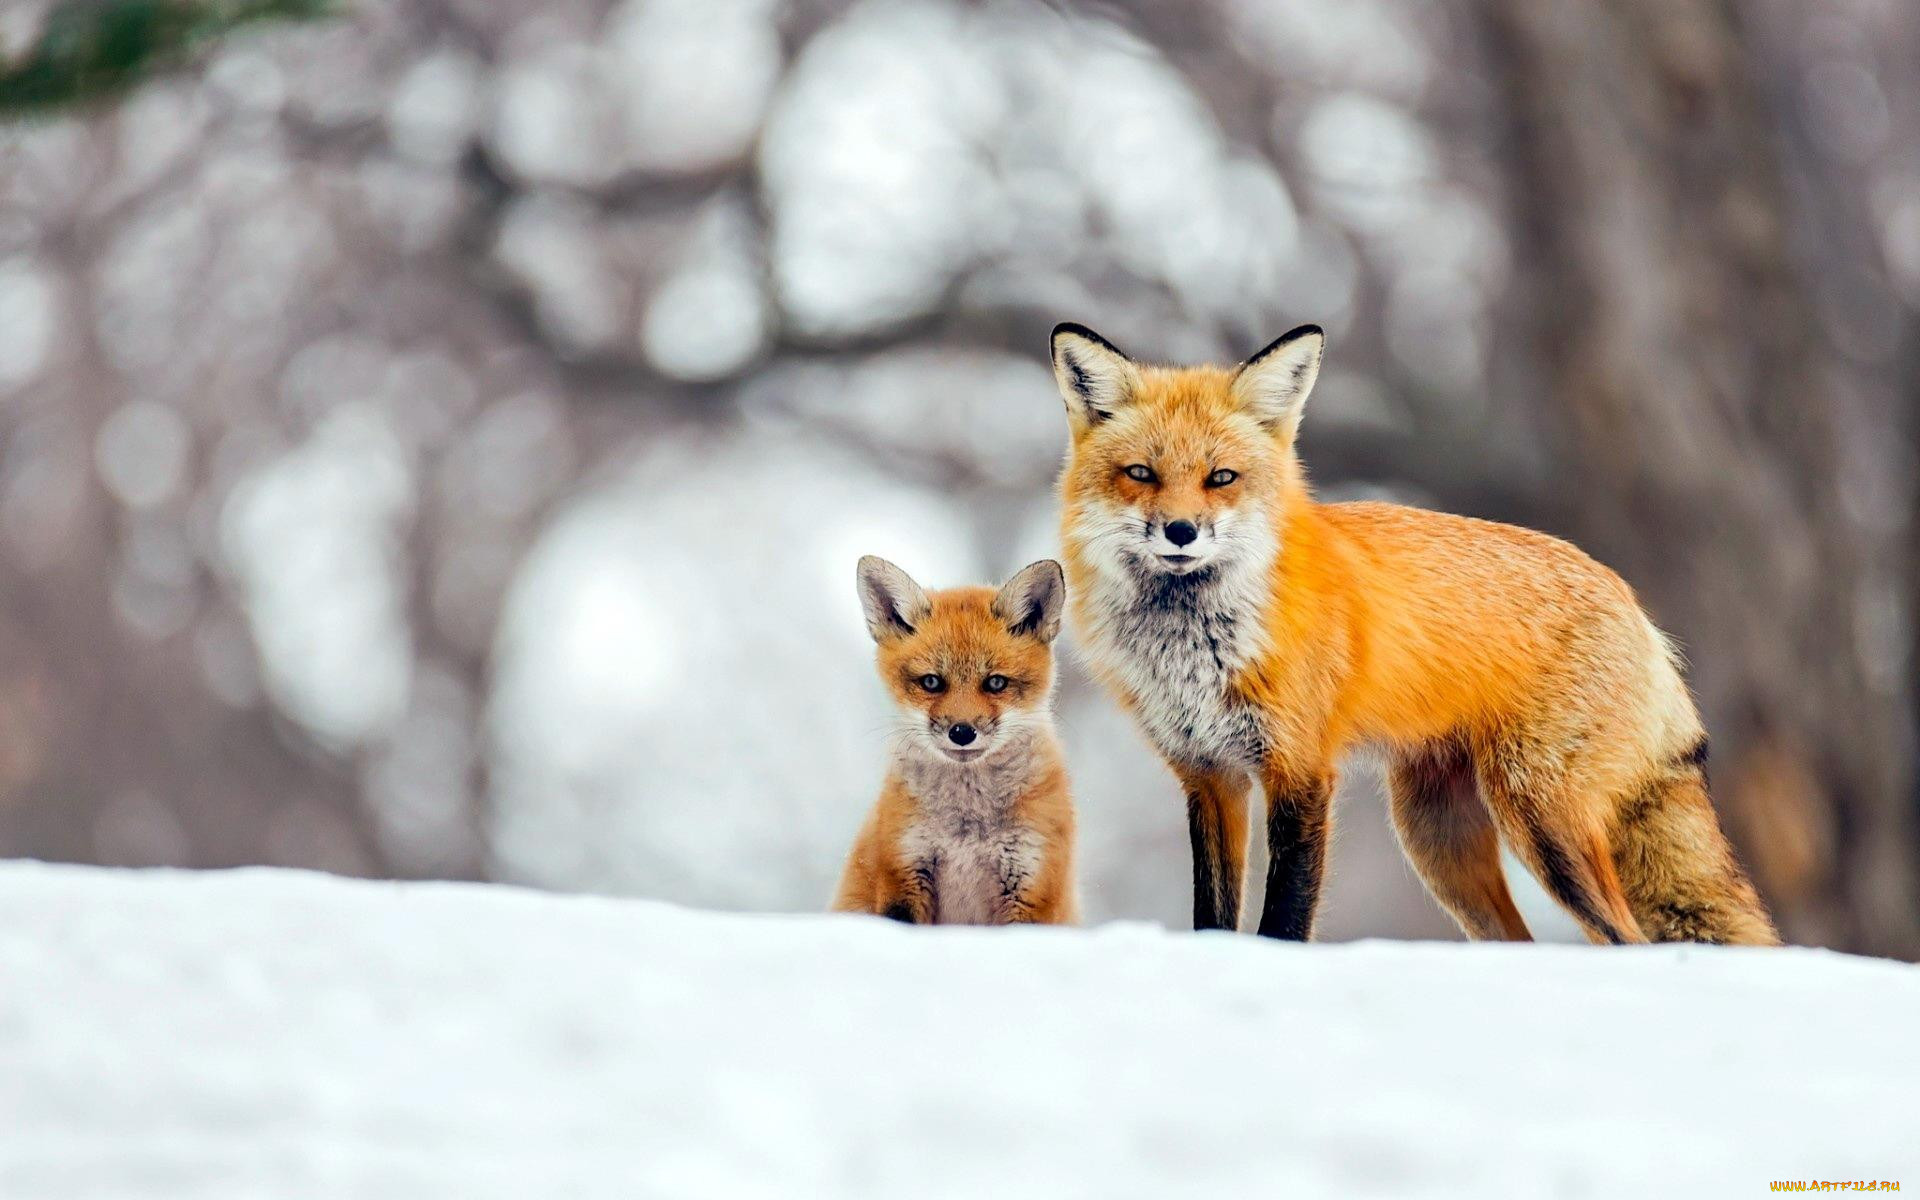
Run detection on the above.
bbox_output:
[0,0,336,117]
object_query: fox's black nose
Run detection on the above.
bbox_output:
[948,723,977,746]
[1165,519,1199,547]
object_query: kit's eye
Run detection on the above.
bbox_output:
[1124,464,1157,484]
[917,674,946,693]
[982,674,1009,694]
[1206,469,1239,488]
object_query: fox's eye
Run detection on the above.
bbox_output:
[917,674,946,693]
[1124,464,1157,484]
[1206,469,1238,488]
[982,674,1009,694]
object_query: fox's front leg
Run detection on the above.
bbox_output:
[1256,761,1335,941]
[999,878,1077,926]
[991,843,1048,926]
[1174,767,1252,931]
[875,857,937,924]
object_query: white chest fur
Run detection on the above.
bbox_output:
[897,744,1047,926]
[1079,567,1269,771]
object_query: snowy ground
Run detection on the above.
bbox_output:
[2,864,1915,1199]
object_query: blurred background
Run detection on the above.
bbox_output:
[0,0,1913,955]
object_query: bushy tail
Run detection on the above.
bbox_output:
[1609,756,1780,946]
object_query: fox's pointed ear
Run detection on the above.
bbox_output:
[1231,324,1324,438]
[856,556,930,642]
[993,559,1065,644]
[1051,323,1140,432]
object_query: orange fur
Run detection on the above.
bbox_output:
[1051,324,1776,945]
[831,759,1079,925]
[831,559,1079,925]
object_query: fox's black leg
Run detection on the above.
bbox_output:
[1257,769,1334,941]
[1179,769,1251,931]
[882,857,937,924]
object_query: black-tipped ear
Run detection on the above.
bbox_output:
[856,556,930,642]
[992,559,1065,644]
[1231,324,1324,437]
[1050,323,1140,432]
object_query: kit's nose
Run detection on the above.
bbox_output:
[1165,520,1198,547]
[948,724,977,746]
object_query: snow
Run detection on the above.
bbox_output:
[2,864,1915,1199]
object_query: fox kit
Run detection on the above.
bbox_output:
[1049,321,1777,946]
[831,557,1079,925]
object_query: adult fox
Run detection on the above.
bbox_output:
[1049,321,1777,945]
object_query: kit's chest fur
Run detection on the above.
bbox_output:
[1080,569,1268,771]
[898,752,1047,926]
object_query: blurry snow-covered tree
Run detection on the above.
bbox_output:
[0,0,1912,955]
[1477,0,1919,955]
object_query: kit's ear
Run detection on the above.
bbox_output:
[1051,323,1140,433]
[856,556,930,642]
[1231,324,1324,438]
[992,559,1065,644]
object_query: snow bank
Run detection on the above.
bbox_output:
[2,864,1914,1199]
